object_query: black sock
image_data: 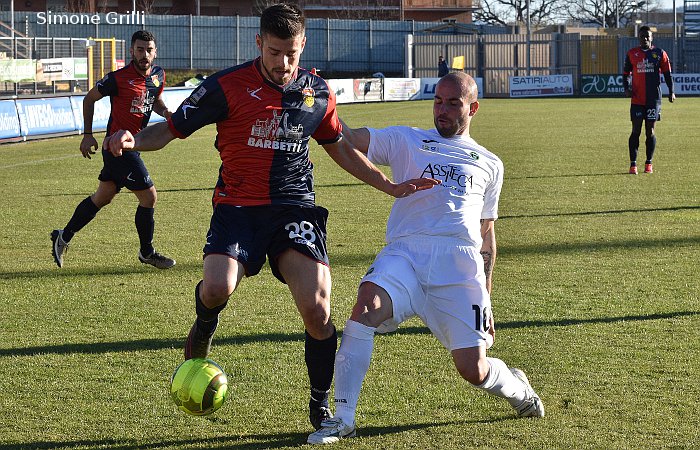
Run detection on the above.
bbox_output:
[194,280,226,336]
[63,196,100,242]
[305,328,337,408]
[628,134,639,165]
[645,134,656,163]
[135,205,155,256]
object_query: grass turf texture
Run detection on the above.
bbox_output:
[0,97,698,449]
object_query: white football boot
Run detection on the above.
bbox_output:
[307,417,357,444]
[510,367,545,417]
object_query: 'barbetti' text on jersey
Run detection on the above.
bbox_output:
[168,57,342,207]
[623,46,671,106]
[97,61,165,135]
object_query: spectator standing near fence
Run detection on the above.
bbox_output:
[622,26,675,175]
[51,30,175,269]
[438,55,449,77]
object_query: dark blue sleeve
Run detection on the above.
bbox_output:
[96,72,117,97]
[169,77,229,138]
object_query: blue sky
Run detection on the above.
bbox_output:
[658,0,679,10]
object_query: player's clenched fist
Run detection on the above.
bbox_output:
[105,130,135,157]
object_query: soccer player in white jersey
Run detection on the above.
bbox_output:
[308,72,544,444]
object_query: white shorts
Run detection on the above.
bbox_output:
[361,236,494,351]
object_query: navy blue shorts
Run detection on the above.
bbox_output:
[98,149,153,192]
[203,203,330,283]
[630,103,661,122]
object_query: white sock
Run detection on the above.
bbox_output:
[477,357,527,407]
[333,320,376,425]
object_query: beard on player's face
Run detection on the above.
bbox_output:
[257,33,305,85]
[434,117,466,138]
[260,58,293,85]
[134,57,151,71]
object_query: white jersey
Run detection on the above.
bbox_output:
[367,126,504,248]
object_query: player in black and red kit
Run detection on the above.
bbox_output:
[622,26,675,175]
[106,3,438,430]
[51,30,175,269]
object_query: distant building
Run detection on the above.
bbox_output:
[4,0,478,23]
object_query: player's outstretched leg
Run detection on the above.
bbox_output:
[474,357,544,418]
[306,329,337,430]
[308,320,374,444]
[135,205,176,269]
[509,368,545,417]
[50,229,69,268]
[51,196,101,267]
[307,417,357,444]
[138,249,176,269]
[184,281,225,359]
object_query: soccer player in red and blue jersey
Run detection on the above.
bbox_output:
[622,26,675,174]
[105,3,437,430]
[51,30,175,269]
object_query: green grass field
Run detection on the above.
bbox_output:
[1,97,698,449]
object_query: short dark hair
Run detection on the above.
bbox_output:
[639,26,652,35]
[260,3,305,40]
[131,30,156,46]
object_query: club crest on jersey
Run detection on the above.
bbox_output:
[151,75,160,87]
[302,87,315,107]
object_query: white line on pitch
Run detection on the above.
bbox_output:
[0,153,81,169]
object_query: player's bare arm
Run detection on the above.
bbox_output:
[80,86,103,159]
[322,138,439,198]
[480,218,496,295]
[106,121,176,157]
[153,96,172,119]
[338,118,371,154]
[663,71,675,103]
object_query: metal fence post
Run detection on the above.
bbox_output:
[326,18,331,73]
[368,19,372,74]
[190,15,194,70]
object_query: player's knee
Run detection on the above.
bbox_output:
[91,193,113,208]
[350,282,391,327]
[200,281,233,306]
[349,300,390,328]
[140,189,157,208]
[300,305,332,337]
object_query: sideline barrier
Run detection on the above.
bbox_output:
[1,75,696,145]
[16,97,77,137]
[0,100,22,142]
[0,86,196,143]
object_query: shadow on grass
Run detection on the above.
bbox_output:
[0,418,503,449]
[37,182,366,198]
[507,171,629,180]
[2,311,697,358]
[329,234,700,267]
[0,260,204,280]
[37,187,214,197]
[500,205,699,220]
[500,234,700,257]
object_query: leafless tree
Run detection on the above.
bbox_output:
[564,0,661,28]
[134,0,158,15]
[252,0,281,16]
[64,0,93,13]
[474,0,565,26]
[329,0,399,20]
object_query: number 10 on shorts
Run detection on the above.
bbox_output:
[472,305,492,332]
